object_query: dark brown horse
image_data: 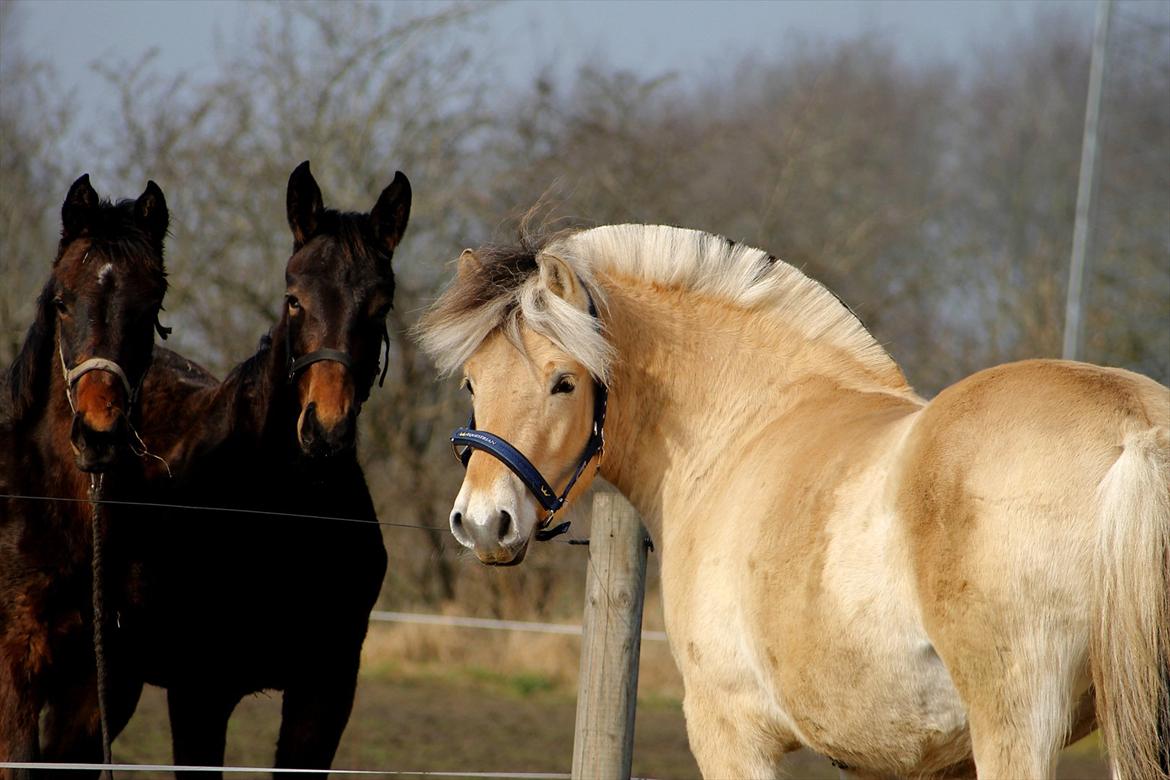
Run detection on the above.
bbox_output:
[109,162,408,778]
[0,175,170,776]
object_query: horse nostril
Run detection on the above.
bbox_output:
[70,415,84,448]
[452,511,463,530]
[497,510,512,541]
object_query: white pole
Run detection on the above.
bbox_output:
[1063,0,1114,361]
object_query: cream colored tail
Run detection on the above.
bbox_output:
[1092,426,1170,780]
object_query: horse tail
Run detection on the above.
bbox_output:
[1091,424,1170,780]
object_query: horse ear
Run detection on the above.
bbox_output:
[538,252,584,306]
[287,161,323,249]
[135,180,169,257]
[456,248,482,281]
[61,173,99,240]
[8,283,56,422]
[370,171,411,255]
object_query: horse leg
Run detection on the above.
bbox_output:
[940,631,1081,780]
[167,686,239,780]
[680,680,792,780]
[41,665,101,780]
[0,644,42,780]
[273,660,360,777]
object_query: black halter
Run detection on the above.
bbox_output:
[286,321,392,388]
[450,294,607,542]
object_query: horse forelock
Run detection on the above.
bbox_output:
[307,209,394,282]
[416,234,614,383]
[55,199,168,298]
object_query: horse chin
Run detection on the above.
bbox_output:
[479,539,530,567]
[70,415,127,472]
[73,441,123,472]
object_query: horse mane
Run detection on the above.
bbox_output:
[417,223,900,385]
[6,283,57,424]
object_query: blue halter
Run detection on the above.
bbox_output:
[450,295,607,542]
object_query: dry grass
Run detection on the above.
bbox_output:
[363,586,684,702]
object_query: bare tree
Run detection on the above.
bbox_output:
[0,1,74,363]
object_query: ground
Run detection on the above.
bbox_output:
[113,630,1110,779]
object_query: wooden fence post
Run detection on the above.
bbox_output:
[571,491,649,780]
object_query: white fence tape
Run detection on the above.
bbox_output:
[369,610,668,642]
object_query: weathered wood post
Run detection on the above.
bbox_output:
[572,491,650,780]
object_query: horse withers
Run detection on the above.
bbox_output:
[417,224,1170,780]
[0,175,170,775]
[109,162,409,778]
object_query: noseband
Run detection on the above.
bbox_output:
[58,340,137,413]
[449,294,607,542]
[286,321,392,388]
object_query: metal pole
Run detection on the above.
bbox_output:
[571,492,649,780]
[1063,0,1113,361]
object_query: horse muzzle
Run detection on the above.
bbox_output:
[70,413,129,472]
[298,401,355,458]
[449,483,533,565]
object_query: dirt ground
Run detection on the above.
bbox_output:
[114,660,1109,779]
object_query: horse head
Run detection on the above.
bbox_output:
[282,161,410,458]
[9,174,170,472]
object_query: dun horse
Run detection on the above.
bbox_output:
[1,175,170,774]
[418,225,1169,780]
[108,162,409,777]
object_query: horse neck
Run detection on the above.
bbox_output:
[169,319,295,466]
[595,272,916,545]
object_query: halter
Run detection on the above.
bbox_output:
[286,320,392,387]
[58,340,137,413]
[450,293,607,542]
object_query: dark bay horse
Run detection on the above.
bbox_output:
[0,175,170,775]
[110,162,409,778]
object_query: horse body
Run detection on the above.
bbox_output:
[0,176,169,776]
[418,224,1169,780]
[113,341,386,773]
[109,163,407,778]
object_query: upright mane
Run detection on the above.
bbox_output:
[418,224,903,387]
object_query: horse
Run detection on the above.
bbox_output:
[107,161,409,778]
[0,174,170,776]
[416,224,1170,780]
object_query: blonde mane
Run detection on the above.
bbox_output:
[417,224,901,385]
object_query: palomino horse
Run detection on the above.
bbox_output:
[107,162,408,778]
[417,225,1169,780]
[0,175,170,775]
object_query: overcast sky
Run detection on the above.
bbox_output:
[16,0,1107,130]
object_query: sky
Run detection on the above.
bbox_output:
[14,0,1104,135]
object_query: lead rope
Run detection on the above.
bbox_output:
[89,473,114,780]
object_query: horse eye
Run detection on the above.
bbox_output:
[287,295,301,311]
[552,376,576,395]
[53,297,68,315]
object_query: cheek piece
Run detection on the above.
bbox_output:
[449,292,607,542]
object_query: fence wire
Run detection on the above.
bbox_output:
[0,764,578,778]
